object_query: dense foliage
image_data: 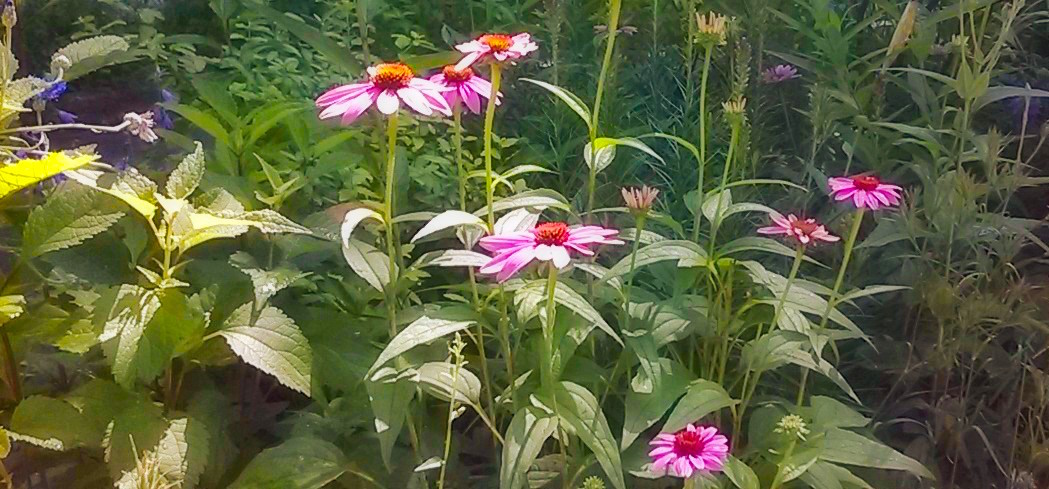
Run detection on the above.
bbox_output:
[0,0,1047,488]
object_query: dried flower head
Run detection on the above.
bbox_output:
[123,112,159,143]
[2,0,16,29]
[50,54,72,76]
[621,185,659,214]
[695,12,728,46]
[774,414,810,440]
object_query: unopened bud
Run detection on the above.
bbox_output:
[50,54,72,75]
[1,1,16,29]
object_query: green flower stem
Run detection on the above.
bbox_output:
[437,338,464,489]
[770,437,799,489]
[586,0,622,221]
[706,117,740,256]
[483,63,502,231]
[542,265,570,488]
[798,207,866,404]
[733,244,805,443]
[454,105,495,428]
[383,112,400,339]
[691,44,714,242]
[683,475,697,489]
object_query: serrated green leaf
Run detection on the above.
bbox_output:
[0,295,24,327]
[53,35,131,80]
[367,315,474,376]
[23,184,123,257]
[99,285,162,389]
[10,396,94,449]
[501,407,557,489]
[219,303,312,395]
[228,437,347,489]
[166,142,206,199]
[0,153,96,200]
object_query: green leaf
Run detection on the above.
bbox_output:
[99,285,162,389]
[416,361,481,405]
[67,169,158,220]
[807,396,870,430]
[248,3,361,75]
[602,240,708,282]
[341,238,391,292]
[411,210,486,243]
[500,407,557,489]
[975,85,1049,111]
[0,153,96,200]
[520,78,593,130]
[724,456,760,489]
[228,437,347,489]
[366,367,416,469]
[116,417,211,489]
[219,303,313,395]
[820,428,934,479]
[53,35,132,80]
[367,315,474,376]
[10,396,93,449]
[476,189,570,217]
[838,285,909,303]
[23,184,123,258]
[721,236,825,267]
[543,381,626,489]
[166,142,206,199]
[621,358,692,449]
[104,394,168,478]
[0,427,9,458]
[584,139,617,174]
[168,104,232,147]
[413,249,490,268]
[0,295,24,327]
[801,462,874,489]
[662,380,737,433]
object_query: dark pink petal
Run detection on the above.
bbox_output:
[461,85,482,113]
[316,82,373,106]
[495,246,538,282]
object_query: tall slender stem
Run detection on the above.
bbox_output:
[541,266,569,488]
[586,0,623,221]
[692,45,714,242]
[706,118,740,255]
[383,113,400,339]
[483,63,502,232]
[733,244,805,443]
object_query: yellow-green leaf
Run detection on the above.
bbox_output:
[0,153,96,200]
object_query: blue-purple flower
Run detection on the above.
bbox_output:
[37,80,68,102]
[57,110,78,124]
[762,64,800,84]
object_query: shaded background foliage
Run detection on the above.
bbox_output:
[2,0,1049,488]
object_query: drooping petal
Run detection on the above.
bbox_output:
[479,232,534,252]
[461,85,482,113]
[495,246,537,282]
[316,82,373,106]
[651,453,676,471]
[376,90,400,114]
[551,246,571,268]
[397,87,434,116]
[533,244,553,261]
[454,50,485,71]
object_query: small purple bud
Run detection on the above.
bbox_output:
[57,110,78,124]
[161,88,177,104]
[152,106,174,130]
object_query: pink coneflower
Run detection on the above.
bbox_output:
[649,424,729,478]
[429,65,501,114]
[762,64,800,84]
[827,174,903,210]
[478,222,623,282]
[454,33,538,70]
[316,62,452,125]
[757,211,840,245]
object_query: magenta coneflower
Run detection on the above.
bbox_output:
[454,33,538,70]
[762,64,800,84]
[316,62,452,124]
[649,424,729,478]
[478,222,622,282]
[758,211,840,245]
[828,174,903,210]
[429,65,501,114]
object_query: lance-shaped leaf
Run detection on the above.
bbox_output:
[416,361,481,405]
[585,137,665,174]
[342,238,391,292]
[411,210,486,243]
[340,207,383,243]
[219,303,312,395]
[413,249,490,269]
[520,78,593,130]
[500,407,558,489]
[621,358,693,449]
[228,437,347,489]
[98,285,162,388]
[366,367,416,469]
[820,428,934,479]
[602,240,708,282]
[476,189,570,217]
[539,381,626,489]
[662,380,738,433]
[53,35,133,80]
[367,315,474,376]
[67,169,158,220]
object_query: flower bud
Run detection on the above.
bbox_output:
[1,0,16,29]
[50,54,72,76]
[695,11,728,47]
[621,185,659,216]
[774,414,810,440]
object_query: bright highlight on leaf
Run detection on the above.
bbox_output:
[0,152,96,200]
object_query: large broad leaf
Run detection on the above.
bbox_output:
[415,361,481,405]
[219,303,313,395]
[413,249,490,268]
[228,437,347,489]
[602,240,708,282]
[621,359,693,449]
[340,207,383,242]
[724,456,760,489]
[520,78,593,130]
[165,142,206,199]
[10,396,93,450]
[98,285,162,389]
[116,417,211,489]
[806,396,870,430]
[500,407,557,489]
[22,184,123,258]
[801,462,874,489]
[367,315,474,376]
[67,169,158,220]
[662,380,737,433]
[477,189,570,216]
[366,367,416,469]
[341,238,391,292]
[53,35,133,80]
[0,153,96,200]
[820,428,934,479]
[411,210,486,243]
[542,381,626,489]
